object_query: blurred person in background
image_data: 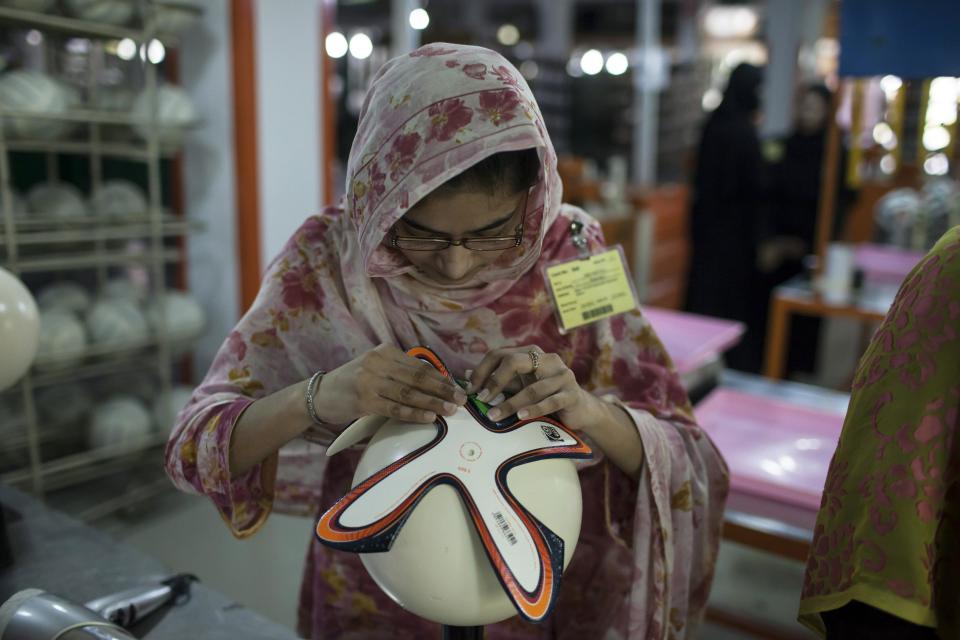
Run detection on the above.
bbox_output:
[798,225,960,639]
[761,84,834,280]
[685,63,766,372]
[756,83,853,378]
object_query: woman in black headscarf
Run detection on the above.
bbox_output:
[757,84,854,376]
[766,84,833,260]
[755,84,833,375]
[685,63,765,372]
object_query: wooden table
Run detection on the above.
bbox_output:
[762,280,890,380]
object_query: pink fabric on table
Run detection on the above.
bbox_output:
[642,307,745,375]
[694,388,844,512]
[854,244,924,285]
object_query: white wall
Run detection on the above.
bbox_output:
[181,0,326,372]
[762,0,829,138]
[254,0,324,267]
[181,0,241,371]
[761,0,804,138]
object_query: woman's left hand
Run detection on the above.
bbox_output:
[467,345,604,433]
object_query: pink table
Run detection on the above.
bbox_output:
[855,243,924,285]
[695,386,846,536]
[642,307,745,376]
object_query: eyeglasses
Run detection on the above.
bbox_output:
[389,192,528,252]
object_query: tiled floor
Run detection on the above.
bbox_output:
[98,489,816,639]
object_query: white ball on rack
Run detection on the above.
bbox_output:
[131,84,198,150]
[92,85,136,112]
[101,276,147,303]
[154,0,202,37]
[26,182,89,220]
[63,0,136,25]
[0,70,72,140]
[36,309,88,369]
[36,382,94,427]
[86,299,150,349]
[0,0,57,12]
[146,290,205,342]
[152,384,193,434]
[90,180,148,219]
[36,281,92,315]
[0,267,39,391]
[88,395,153,450]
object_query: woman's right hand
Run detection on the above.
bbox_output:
[313,344,467,425]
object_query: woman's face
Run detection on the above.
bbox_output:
[392,188,527,287]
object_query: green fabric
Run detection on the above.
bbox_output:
[799,227,960,637]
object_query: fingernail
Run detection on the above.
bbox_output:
[477,388,490,402]
[454,391,467,405]
[517,409,529,420]
[443,402,457,415]
[424,412,437,422]
[464,381,474,393]
[488,408,501,421]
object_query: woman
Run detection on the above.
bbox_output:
[762,84,834,279]
[799,226,960,639]
[758,84,842,377]
[685,63,765,372]
[166,44,728,639]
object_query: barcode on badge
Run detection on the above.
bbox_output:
[582,304,614,321]
[492,511,518,545]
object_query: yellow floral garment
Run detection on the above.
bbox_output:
[799,226,960,636]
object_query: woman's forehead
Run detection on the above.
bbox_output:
[400,189,524,234]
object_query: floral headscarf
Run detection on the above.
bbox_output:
[346,43,562,311]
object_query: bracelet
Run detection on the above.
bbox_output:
[305,370,327,425]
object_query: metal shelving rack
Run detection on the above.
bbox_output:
[0,0,203,520]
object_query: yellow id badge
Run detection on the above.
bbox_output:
[543,245,639,334]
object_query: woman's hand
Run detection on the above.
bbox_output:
[315,344,467,425]
[468,345,605,433]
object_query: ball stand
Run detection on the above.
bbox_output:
[441,625,484,639]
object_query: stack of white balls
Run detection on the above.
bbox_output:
[33,278,205,367]
[8,376,194,454]
[87,383,194,450]
[28,275,204,450]
[0,70,197,149]
[2,0,202,35]
[17,179,148,221]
